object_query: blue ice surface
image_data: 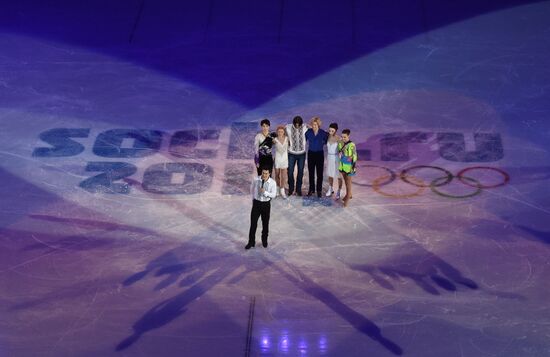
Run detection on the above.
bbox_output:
[0,1,550,357]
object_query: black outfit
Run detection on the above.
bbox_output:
[248,199,271,247]
[256,134,274,175]
[307,150,324,195]
[247,176,276,249]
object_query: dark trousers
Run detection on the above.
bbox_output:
[257,155,273,175]
[287,152,306,194]
[248,199,271,245]
[308,150,324,193]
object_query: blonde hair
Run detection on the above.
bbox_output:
[276,125,286,136]
[310,117,322,127]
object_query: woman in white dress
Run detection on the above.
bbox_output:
[326,123,343,199]
[273,125,289,198]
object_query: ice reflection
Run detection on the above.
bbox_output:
[279,330,290,354]
[298,338,308,355]
[319,335,328,354]
[259,328,271,353]
[257,329,327,355]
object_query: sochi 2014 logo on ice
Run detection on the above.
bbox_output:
[32,123,508,199]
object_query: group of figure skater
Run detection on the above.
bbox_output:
[246,116,358,250]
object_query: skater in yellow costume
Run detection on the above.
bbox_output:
[338,129,357,207]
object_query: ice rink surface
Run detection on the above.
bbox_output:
[1,1,550,356]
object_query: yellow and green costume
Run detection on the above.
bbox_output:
[338,141,357,174]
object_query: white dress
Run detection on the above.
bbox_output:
[326,140,339,178]
[273,137,289,169]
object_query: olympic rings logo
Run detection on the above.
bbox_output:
[355,165,510,199]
